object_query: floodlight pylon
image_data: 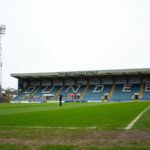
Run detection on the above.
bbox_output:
[0,24,6,95]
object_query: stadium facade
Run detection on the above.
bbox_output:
[11,68,150,103]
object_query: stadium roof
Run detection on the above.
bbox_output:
[11,68,150,79]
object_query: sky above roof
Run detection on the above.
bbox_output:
[0,0,150,88]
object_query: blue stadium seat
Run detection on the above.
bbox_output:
[111,84,140,102]
[142,84,150,100]
[84,85,112,101]
[61,85,85,101]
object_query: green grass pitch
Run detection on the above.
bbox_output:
[0,102,149,129]
[0,102,149,150]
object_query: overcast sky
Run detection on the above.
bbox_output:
[0,0,150,89]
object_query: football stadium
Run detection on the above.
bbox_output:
[0,68,147,150]
[11,68,150,103]
[1,0,150,149]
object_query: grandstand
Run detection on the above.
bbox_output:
[11,68,150,103]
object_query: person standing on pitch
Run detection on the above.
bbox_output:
[59,94,62,106]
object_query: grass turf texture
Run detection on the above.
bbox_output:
[0,102,149,129]
[0,102,149,150]
[133,104,150,129]
[0,144,150,150]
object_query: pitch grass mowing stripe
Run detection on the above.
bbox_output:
[125,105,150,129]
[0,102,149,129]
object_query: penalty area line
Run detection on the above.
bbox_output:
[125,105,150,130]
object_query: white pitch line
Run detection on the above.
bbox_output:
[0,126,97,129]
[125,105,150,130]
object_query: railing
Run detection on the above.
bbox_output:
[109,84,115,98]
[80,85,89,99]
[139,83,144,99]
[54,86,64,99]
